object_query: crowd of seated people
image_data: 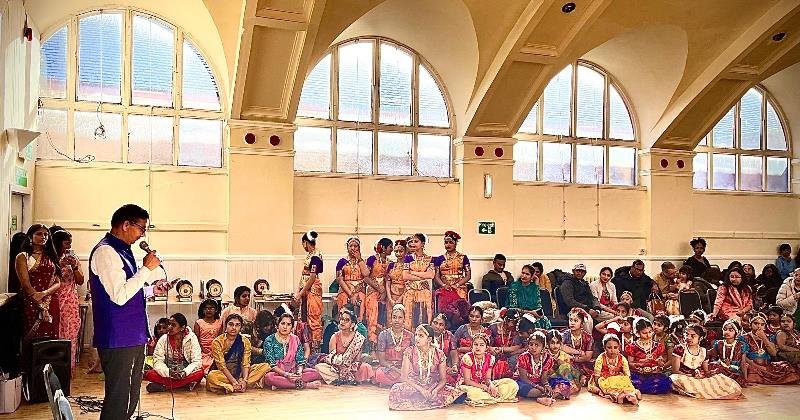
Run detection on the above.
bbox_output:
[10,224,800,410]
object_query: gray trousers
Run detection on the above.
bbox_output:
[98,344,145,420]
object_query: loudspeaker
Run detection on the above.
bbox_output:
[26,339,71,404]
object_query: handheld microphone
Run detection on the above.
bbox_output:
[139,241,154,253]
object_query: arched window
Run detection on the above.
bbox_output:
[693,86,790,192]
[37,9,224,167]
[294,38,453,178]
[513,62,637,186]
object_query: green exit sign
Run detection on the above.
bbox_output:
[478,221,495,235]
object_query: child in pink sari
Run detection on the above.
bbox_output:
[194,299,222,371]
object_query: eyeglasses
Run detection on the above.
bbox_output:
[130,221,148,233]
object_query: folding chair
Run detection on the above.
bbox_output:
[468,288,491,305]
[43,364,74,420]
[495,287,510,308]
[541,289,568,328]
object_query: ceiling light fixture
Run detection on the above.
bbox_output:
[562,2,576,13]
[772,32,787,42]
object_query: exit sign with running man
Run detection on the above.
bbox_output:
[478,221,495,235]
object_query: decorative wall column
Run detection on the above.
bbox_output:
[453,136,515,257]
[639,148,695,264]
[228,120,295,255]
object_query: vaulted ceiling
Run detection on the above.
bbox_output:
[27,0,800,151]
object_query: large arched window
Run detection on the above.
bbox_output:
[513,62,638,186]
[693,86,790,192]
[38,9,224,167]
[294,38,453,178]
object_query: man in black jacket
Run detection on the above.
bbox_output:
[612,259,654,310]
[560,263,614,321]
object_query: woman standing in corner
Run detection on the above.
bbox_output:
[294,230,324,354]
[51,227,84,373]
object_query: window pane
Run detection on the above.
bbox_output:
[542,142,571,182]
[740,155,762,191]
[128,115,173,164]
[336,129,372,174]
[698,135,707,146]
[711,107,734,148]
[513,140,537,181]
[609,85,634,140]
[178,118,222,167]
[78,13,123,103]
[294,126,331,172]
[740,89,762,150]
[377,132,411,175]
[575,144,604,184]
[379,43,412,126]
[576,66,604,138]
[417,134,450,177]
[418,65,449,127]
[519,102,538,134]
[766,101,787,151]
[766,157,789,192]
[608,146,636,186]
[182,39,221,111]
[711,153,736,190]
[692,152,708,189]
[542,65,572,136]
[74,112,122,162]
[338,41,373,122]
[132,15,174,107]
[37,109,69,160]
[40,27,68,98]
[297,54,331,119]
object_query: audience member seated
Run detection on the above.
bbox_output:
[207,313,270,393]
[514,331,563,406]
[194,299,222,371]
[756,264,784,308]
[315,309,374,385]
[144,313,204,392]
[776,244,796,280]
[776,313,800,368]
[664,266,694,315]
[612,260,653,311]
[669,324,743,400]
[387,324,465,411]
[776,268,800,327]
[589,267,618,314]
[560,264,613,322]
[452,306,492,363]
[261,312,322,390]
[561,308,594,381]
[618,292,654,321]
[652,262,676,297]
[684,238,711,277]
[740,312,800,384]
[589,334,640,406]
[481,254,513,303]
[250,310,276,364]
[147,318,170,357]
[458,333,519,406]
[711,267,753,321]
[221,285,258,324]
[626,318,672,395]
[532,262,557,316]
[373,304,413,387]
[508,265,551,329]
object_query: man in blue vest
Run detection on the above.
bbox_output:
[89,204,167,420]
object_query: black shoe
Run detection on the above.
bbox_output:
[331,379,344,386]
[348,380,359,386]
[146,383,166,393]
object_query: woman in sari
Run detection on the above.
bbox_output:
[206,314,270,393]
[193,299,222,371]
[385,240,408,321]
[294,230,324,353]
[453,306,491,364]
[388,324,465,410]
[364,238,392,347]
[669,325,743,399]
[336,237,370,318]
[489,308,523,379]
[402,233,434,328]
[433,231,471,314]
[626,318,672,394]
[16,224,61,366]
[51,227,83,373]
[739,312,800,384]
[262,312,322,390]
[508,265,550,329]
[776,313,800,367]
[373,304,413,386]
[315,309,374,385]
[711,267,753,321]
[458,333,519,406]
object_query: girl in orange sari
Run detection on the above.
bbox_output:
[385,240,408,321]
[364,238,392,347]
[336,237,370,317]
[403,233,434,328]
[294,231,324,353]
[434,231,471,314]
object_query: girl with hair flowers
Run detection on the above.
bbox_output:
[402,233,435,327]
[561,307,595,382]
[458,332,519,406]
[708,318,747,386]
[489,308,524,379]
[515,331,562,406]
[294,230,324,353]
[335,236,371,318]
[364,238,393,347]
[545,330,581,395]
[385,239,408,321]
[590,334,641,405]
[739,312,800,384]
[626,318,672,394]
[433,230,471,314]
[669,324,743,399]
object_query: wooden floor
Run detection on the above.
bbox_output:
[10,356,800,420]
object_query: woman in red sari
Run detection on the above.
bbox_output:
[373,304,413,386]
[433,231,471,314]
[51,227,84,373]
[16,224,61,354]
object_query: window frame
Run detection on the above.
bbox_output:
[694,85,792,193]
[514,60,640,186]
[295,37,455,178]
[37,8,226,168]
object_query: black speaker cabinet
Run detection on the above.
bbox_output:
[26,339,71,403]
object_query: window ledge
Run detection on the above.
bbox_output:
[294,171,459,184]
[513,180,645,191]
[35,159,227,175]
[693,189,798,198]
